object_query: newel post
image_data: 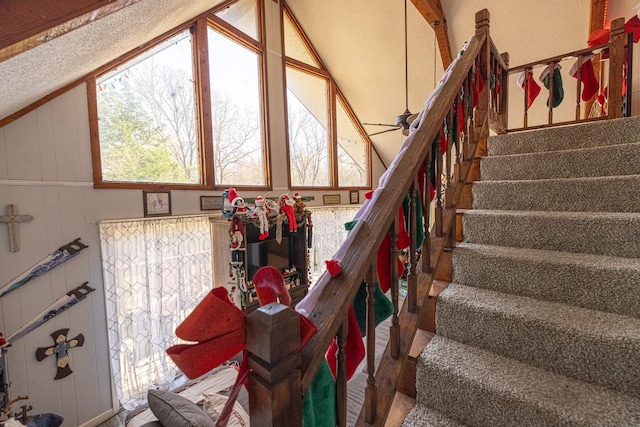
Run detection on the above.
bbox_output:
[246,303,302,427]
[475,9,491,129]
[608,17,626,119]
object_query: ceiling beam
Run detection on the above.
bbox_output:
[0,0,142,63]
[410,0,453,68]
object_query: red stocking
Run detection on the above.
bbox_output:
[325,306,365,380]
[517,70,541,109]
[571,55,599,102]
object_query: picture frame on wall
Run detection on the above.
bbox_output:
[322,194,341,205]
[143,191,171,217]
[349,190,360,204]
[200,195,223,211]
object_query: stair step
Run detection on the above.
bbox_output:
[481,142,640,180]
[436,284,640,398]
[385,392,415,427]
[487,116,640,156]
[451,243,640,318]
[462,209,640,258]
[471,175,640,212]
[414,335,640,426]
[403,404,468,427]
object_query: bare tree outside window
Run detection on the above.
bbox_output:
[287,91,330,187]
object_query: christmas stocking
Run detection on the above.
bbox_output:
[517,70,541,109]
[540,64,564,108]
[570,55,599,102]
[325,306,365,380]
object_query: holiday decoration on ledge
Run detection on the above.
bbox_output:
[2,283,95,348]
[279,193,297,233]
[36,329,85,380]
[540,63,564,108]
[253,195,269,240]
[0,238,88,299]
[0,205,33,253]
[293,192,306,213]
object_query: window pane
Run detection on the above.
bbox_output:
[286,67,330,187]
[336,99,368,187]
[97,30,201,184]
[283,12,320,67]
[208,28,266,186]
[215,0,258,40]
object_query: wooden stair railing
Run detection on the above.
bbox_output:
[243,9,507,427]
[508,16,632,132]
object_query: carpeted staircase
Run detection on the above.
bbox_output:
[403,117,640,426]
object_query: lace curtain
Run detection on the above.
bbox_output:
[307,206,360,283]
[99,215,213,409]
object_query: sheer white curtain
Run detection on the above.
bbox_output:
[307,206,360,282]
[99,215,213,409]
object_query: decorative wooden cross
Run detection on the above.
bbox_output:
[0,205,33,252]
[36,329,84,380]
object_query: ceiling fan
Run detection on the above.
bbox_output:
[364,0,418,137]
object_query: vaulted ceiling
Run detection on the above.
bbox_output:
[0,0,599,165]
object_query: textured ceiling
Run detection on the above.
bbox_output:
[0,0,599,165]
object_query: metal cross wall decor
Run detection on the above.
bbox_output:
[36,329,84,380]
[0,204,33,252]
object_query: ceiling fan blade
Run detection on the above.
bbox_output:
[367,127,400,137]
[363,122,399,127]
[407,112,419,124]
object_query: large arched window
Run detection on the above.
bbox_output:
[283,5,371,190]
[90,0,269,190]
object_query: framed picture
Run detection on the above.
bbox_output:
[349,190,360,204]
[200,195,223,211]
[322,194,341,205]
[143,191,171,217]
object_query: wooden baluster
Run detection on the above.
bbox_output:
[462,70,473,160]
[463,74,472,163]
[609,17,625,119]
[389,218,400,360]
[408,180,418,313]
[575,55,583,120]
[547,62,556,125]
[500,52,509,128]
[336,317,347,427]
[455,88,463,183]
[435,123,444,238]
[246,303,301,427]
[422,152,432,273]
[446,110,462,182]
[467,69,475,154]
[445,107,453,197]
[365,264,377,424]
[523,66,531,128]
[626,32,633,117]
[475,9,490,125]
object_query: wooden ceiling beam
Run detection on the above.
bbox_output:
[0,0,142,63]
[410,0,453,68]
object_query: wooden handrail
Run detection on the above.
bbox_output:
[508,16,631,130]
[246,8,501,427]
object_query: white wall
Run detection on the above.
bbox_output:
[0,2,384,425]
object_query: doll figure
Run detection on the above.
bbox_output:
[254,196,269,240]
[280,194,297,232]
[293,192,306,213]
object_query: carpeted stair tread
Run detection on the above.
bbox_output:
[471,174,640,212]
[414,335,640,426]
[402,405,468,427]
[436,283,640,397]
[451,242,640,318]
[487,117,640,156]
[481,141,640,180]
[462,209,640,258]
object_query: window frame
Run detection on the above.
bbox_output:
[282,2,372,191]
[88,1,271,191]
